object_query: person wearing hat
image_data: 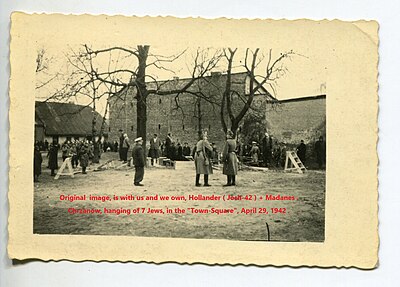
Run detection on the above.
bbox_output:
[262,132,272,167]
[315,136,326,169]
[79,141,90,174]
[222,130,238,186]
[132,137,145,186]
[249,141,260,166]
[118,129,124,161]
[194,131,213,187]
[34,144,43,182]
[149,133,161,166]
[121,133,130,163]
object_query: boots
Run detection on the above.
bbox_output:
[223,175,232,187]
[231,175,236,186]
[204,174,211,187]
[195,174,201,187]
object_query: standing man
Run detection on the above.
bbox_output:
[132,137,145,186]
[315,136,326,169]
[296,140,307,164]
[250,141,260,166]
[194,132,213,187]
[79,142,90,174]
[47,141,59,176]
[182,142,191,157]
[118,129,124,161]
[165,133,172,159]
[149,133,160,166]
[34,144,42,182]
[222,130,238,186]
[262,133,271,167]
[122,133,130,163]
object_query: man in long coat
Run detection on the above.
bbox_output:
[34,145,42,182]
[47,142,59,176]
[165,133,173,159]
[121,133,130,163]
[149,133,160,166]
[118,129,124,161]
[222,130,239,186]
[79,142,90,174]
[194,133,213,187]
[315,136,326,169]
[296,140,307,164]
[132,137,145,186]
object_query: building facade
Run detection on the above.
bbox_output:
[108,72,326,150]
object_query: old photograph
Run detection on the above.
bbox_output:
[33,44,326,242]
[8,14,378,267]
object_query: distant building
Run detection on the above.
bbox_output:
[108,72,274,148]
[108,72,326,149]
[266,95,326,144]
[35,101,108,144]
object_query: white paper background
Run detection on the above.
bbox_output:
[0,1,398,286]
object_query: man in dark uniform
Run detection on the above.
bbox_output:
[165,133,172,159]
[182,142,191,157]
[315,136,326,169]
[262,132,271,167]
[132,137,145,186]
[118,129,124,161]
[149,134,160,165]
[296,140,307,164]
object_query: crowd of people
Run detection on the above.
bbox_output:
[236,133,326,169]
[33,129,326,185]
[34,139,98,182]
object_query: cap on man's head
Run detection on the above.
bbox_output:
[134,137,143,142]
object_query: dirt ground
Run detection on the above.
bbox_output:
[34,152,325,242]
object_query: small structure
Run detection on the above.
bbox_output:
[284,151,306,174]
[54,157,75,179]
[35,101,108,143]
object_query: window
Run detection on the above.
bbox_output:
[158,124,161,130]
[131,125,134,131]
[208,124,211,130]
[159,99,162,104]
[183,124,185,131]
[108,127,111,132]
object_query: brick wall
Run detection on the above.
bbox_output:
[108,74,325,151]
[266,95,326,144]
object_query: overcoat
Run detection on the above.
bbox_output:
[79,145,90,168]
[149,138,160,158]
[34,149,42,176]
[222,139,238,175]
[194,139,213,174]
[47,144,59,169]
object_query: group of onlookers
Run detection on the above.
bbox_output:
[33,139,95,182]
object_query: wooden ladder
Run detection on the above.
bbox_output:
[284,151,307,174]
[54,157,75,179]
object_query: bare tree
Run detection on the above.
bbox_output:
[45,45,222,161]
[35,48,60,90]
[220,48,295,137]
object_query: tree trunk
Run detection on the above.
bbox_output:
[136,45,150,161]
[197,99,202,140]
[92,96,100,163]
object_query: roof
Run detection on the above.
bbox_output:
[35,101,108,136]
[278,94,326,103]
[118,71,276,101]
